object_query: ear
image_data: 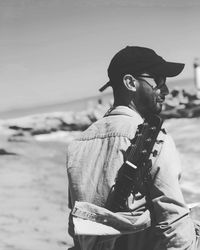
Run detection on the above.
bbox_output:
[123,74,137,92]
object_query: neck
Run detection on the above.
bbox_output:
[113,100,140,115]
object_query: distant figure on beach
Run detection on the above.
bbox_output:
[164,87,189,110]
[66,46,199,249]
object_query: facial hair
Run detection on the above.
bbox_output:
[135,81,163,117]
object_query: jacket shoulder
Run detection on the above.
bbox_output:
[76,114,143,141]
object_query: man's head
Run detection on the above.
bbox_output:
[99,46,184,116]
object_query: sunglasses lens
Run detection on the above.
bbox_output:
[146,78,157,88]
[155,76,166,87]
[138,77,157,88]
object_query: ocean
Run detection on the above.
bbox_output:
[0,77,196,120]
[0,92,113,119]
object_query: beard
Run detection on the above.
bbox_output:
[135,83,163,117]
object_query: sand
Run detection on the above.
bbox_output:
[0,135,73,250]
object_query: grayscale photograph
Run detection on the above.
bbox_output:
[0,1,200,249]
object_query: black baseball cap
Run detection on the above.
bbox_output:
[99,46,185,92]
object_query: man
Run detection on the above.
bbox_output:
[67,46,199,249]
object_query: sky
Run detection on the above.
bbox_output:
[1,0,200,112]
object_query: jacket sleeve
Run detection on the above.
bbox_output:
[149,133,199,249]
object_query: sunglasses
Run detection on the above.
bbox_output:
[136,74,166,90]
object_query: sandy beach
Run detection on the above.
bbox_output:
[0,111,200,250]
[0,135,73,249]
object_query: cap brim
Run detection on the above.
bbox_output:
[150,61,185,77]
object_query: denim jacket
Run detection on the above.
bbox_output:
[66,106,199,250]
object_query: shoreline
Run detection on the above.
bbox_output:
[0,92,113,120]
[0,77,196,120]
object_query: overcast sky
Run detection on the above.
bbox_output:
[1,0,200,111]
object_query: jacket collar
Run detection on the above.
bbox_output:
[104,105,143,121]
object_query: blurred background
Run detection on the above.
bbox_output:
[1,0,200,117]
[0,1,200,250]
